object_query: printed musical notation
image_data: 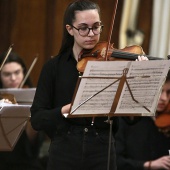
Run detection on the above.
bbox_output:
[68,60,170,117]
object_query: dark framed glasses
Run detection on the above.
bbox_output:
[71,24,104,37]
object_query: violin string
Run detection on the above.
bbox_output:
[111,50,163,60]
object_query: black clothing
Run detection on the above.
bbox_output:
[31,50,118,170]
[115,117,170,170]
[31,50,118,138]
[48,125,116,170]
[0,131,44,170]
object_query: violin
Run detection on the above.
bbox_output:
[0,93,17,104]
[77,41,164,73]
[155,104,170,137]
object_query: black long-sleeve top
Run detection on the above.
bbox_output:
[0,131,44,170]
[115,117,170,170]
[31,49,118,139]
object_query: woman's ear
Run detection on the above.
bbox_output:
[66,25,73,36]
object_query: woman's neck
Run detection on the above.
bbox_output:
[72,45,83,62]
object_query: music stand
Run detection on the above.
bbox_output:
[64,60,170,118]
[0,104,31,151]
[64,60,170,170]
[0,88,36,104]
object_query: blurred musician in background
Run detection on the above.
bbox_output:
[0,51,32,88]
[0,52,44,170]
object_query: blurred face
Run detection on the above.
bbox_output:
[66,9,101,58]
[157,81,170,112]
[0,62,24,88]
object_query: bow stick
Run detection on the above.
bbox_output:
[19,54,38,88]
[0,44,14,71]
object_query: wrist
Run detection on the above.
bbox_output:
[144,161,152,170]
[148,161,152,169]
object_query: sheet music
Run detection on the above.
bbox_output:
[71,61,129,115]
[0,103,31,115]
[0,88,36,104]
[0,103,31,151]
[116,61,168,115]
[70,60,170,116]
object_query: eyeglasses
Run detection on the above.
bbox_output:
[71,24,104,37]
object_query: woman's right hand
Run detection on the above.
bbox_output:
[144,156,170,170]
[136,55,148,61]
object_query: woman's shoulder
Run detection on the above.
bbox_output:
[41,56,61,74]
[44,51,71,68]
[44,55,60,66]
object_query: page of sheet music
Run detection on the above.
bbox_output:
[0,103,31,114]
[0,88,36,104]
[70,60,170,116]
[116,60,170,115]
[0,103,31,151]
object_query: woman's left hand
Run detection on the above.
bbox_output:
[0,99,12,104]
[136,55,149,61]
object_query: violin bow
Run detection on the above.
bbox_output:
[105,0,118,61]
[0,44,14,71]
[91,0,119,124]
[19,54,38,88]
[104,2,119,168]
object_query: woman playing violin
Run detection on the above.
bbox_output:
[0,52,44,170]
[115,70,170,170]
[31,1,148,170]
